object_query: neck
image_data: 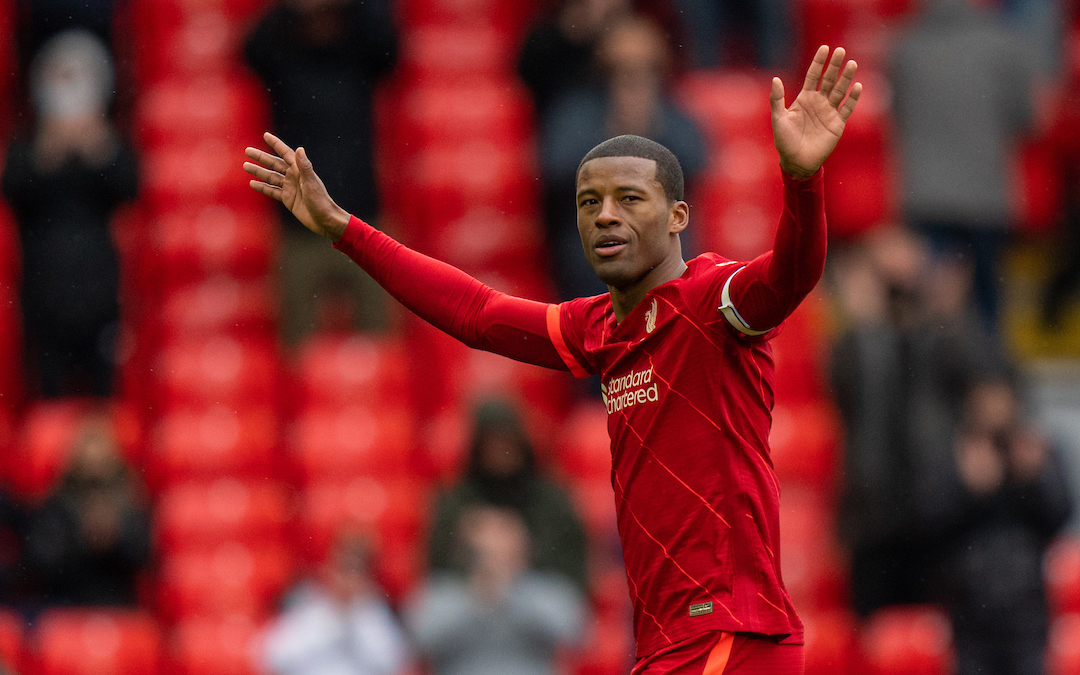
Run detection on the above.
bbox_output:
[609,255,687,322]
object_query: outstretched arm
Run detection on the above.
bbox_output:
[243,134,567,370]
[724,46,860,334]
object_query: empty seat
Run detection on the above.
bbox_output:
[157,276,276,343]
[33,609,162,675]
[778,486,848,614]
[154,478,292,554]
[157,542,293,620]
[150,203,276,287]
[153,336,280,410]
[398,25,517,82]
[168,614,260,675]
[148,406,277,488]
[289,405,416,483]
[1047,536,1080,616]
[135,76,267,150]
[860,605,954,675]
[769,401,840,491]
[140,140,262,214]
[1047,612,1080,675]
[554,402,611,483]
[0,608,23,675]
[675,70,774,149]
[803,609,859,675]
[293,334,411,412]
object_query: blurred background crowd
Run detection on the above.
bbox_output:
[0,0,1079,673]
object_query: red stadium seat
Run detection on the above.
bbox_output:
[148,406,278,488]
[860,605,954,675]
[771,295,831,405]
[135,75,267,150]
[154,478,292,555]
[293,334,411,412]
[0,284,21,414]
[554,402,611,483]
[675,70,775,149]
[0,608,24,675]
[152,336,280,410]
[289,405,416,483]
[139,140,263,214]
[168,615,260,675]
[803,609,859,675]
[33,609,162,675]
[398,24,518,82]
[157,542,293,621]
[1048,612,1080,675]
[778,485,848,613]
[1047,536,1080,616]
[398,0,534,34]
[769,400,840,490]
[149,203,276,287]
[398,81,534,149]
[157,277,276,343]
[295,477,428,597]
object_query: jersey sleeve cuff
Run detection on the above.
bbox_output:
[331,215,371,256]
[546,304,591,379]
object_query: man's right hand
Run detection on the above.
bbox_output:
[244,132,350,241]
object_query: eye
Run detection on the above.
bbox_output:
[579,198,598,207]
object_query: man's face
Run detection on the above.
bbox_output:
[576,156,685,289]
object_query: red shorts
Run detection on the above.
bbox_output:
[631,632,804,675]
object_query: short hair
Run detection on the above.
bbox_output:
[577,135,685,202]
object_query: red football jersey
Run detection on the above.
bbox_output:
[548,255,803,657]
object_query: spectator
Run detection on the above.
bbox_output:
[538,15,707,300]
[1,29,138,399]
[920,372,1072,675]
[829,227,1004,616]
[427,399,587,591]
[888,0,1037,335]
[244,0,398,347]
[16,0,121,73]
[258,529,411,675]
[516,0,632,119]
[24,411,151,607]
[407,506,586,675]
[668,0,793,69]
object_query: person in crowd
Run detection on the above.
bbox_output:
[516,0,632,119]
[667,0,793,69]
[24,411,151,607]
[538,14,707,301]
[920,372,1072,675]
[888,0,1037,335]
[407,505,586,675]
[829,226,1005,616]
[1,29,138,399]
[244,0,398,346]
[258,528,411,675]
[427,399,587,592]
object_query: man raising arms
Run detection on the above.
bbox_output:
[245,45,860,675]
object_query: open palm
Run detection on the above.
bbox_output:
[771,46,861,179]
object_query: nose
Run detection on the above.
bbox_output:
[596,196,619,228]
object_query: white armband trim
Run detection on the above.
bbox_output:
[719,266,770,336]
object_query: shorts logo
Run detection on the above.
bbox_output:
[689,601,714,617]
[645,298,658,334]
[600,366,659,415]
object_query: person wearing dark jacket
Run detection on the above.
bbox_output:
[426,399,588,592]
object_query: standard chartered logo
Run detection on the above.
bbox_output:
[601,366,659,414]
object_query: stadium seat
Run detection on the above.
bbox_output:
[295,477,428,597]
[397,24,518,83]
[769,400,840,490]
[1047,536,1080,616]
[554,402,612,483]
[770,295,831,405]
[803,609,859,675]
[157,541,293,620]
[398,80,533,149]
[0,608,24,675]
[675,70,775,150]
[1047,612,1080,675]
[149,203,276,287]
[152,336,280,410]
[148,405,277,488]
[154,478,292,555]
[135,75,267,150]
[156,276,276,344]
[32,609,162,675]
[397,0,534,34]
[778,485,848,613]
[860,605,954,675]
[289,405,416,483]
[168,614,260,675]
[0,284,21,414]
[293,334,411,412]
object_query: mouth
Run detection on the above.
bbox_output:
[594,237,628,258]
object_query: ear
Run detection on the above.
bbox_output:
[668,200,689,235]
